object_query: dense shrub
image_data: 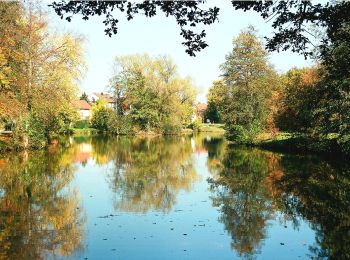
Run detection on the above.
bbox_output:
[225,125,249,144]
[74,120,90,129]
[161,118,182,135]
[187,118,202,132]
[91,107,113,131]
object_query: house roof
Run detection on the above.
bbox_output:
[93,92,115,103]
[75,100,91,110]
[196,103,208,112]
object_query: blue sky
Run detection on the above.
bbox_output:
[46,1,313,102]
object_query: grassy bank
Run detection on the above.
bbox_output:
[253,132,342,155]
[198,123,226,134]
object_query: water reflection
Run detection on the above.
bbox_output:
[0,145,85,260]
[208,148,276,257]
[107,136,199,213]
[208,144,350,259]
[274,155,350,259]
[0,134,349,259]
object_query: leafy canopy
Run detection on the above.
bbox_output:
[50,1,350,57]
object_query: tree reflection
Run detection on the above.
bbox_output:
[0,146,85,259]
[208,148,277,258]
[273,155,350,259]
[208,141,350,259]
[201,134,226,177]
[108,136,199,213]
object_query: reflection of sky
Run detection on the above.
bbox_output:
[67,138,316,260]
[43,1,312,102]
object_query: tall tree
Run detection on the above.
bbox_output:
[0,2,85,148]
[0,2,26,121]
[311,22,350,153]
[220,27,277,143]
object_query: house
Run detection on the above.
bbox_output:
[193,103,208,122]
[88,92,116,109]
[75,100,92,120]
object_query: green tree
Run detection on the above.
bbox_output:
[80,92,89,103]
[311,23,350,154]
[109,54,197,134]
[204,80,227,123]
[220,27,277,143]
[91,99,116,132]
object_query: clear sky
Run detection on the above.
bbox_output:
[45,1,313,102]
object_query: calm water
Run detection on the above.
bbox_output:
[0,134,349,259]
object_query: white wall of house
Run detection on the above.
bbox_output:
[79,109,92,120]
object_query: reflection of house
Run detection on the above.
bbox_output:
[72,143,92,164]
[88,92,116,109]
[75,100,92,120]
[193,103,208,122]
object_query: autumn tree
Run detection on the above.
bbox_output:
[275,67,320,132]
[220,27,278,143]
[0,2,85,148]
[0,2,25,121]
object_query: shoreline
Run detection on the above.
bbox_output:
[249,132,345,157]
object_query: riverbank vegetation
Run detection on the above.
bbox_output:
[1,2,349,157]
[205,24,350,155]
[92,54,197,135]
[0,2,199,152]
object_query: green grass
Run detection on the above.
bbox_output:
[198,123,225,133]
[254,132,341,154]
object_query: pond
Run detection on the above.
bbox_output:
[0,134,349,259]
